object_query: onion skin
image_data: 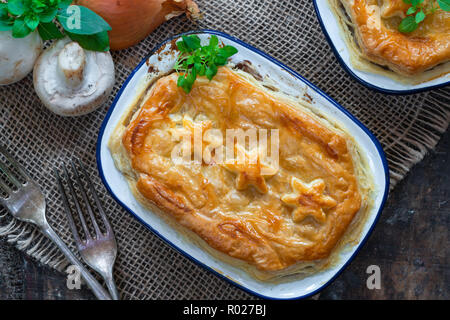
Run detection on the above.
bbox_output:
[74,0,200,50]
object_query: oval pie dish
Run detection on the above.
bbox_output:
[313,0,450,94]
[96,30,389,299]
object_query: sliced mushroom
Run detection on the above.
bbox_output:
[0,30,43,85]
[33,38,115,116]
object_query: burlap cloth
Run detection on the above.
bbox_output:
[0,0,449,300]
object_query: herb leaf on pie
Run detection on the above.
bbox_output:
[174,35,238,93]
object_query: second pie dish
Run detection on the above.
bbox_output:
[314,0,450,94]
[97,30,389,299]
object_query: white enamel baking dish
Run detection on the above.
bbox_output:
[313,0,450,94]
[96,30,390,299]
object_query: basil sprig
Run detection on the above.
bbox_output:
[0,0,111,51]
[399,0,450,33]
[174,35,238,93]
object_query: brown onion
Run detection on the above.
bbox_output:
[74,0,200,50]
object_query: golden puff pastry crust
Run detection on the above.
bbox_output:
[330,0,450,80]
[109,66,373,278]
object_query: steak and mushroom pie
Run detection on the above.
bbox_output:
[109,66,374,280]
[329,0,450,83]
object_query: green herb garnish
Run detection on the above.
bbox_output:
[174,35,238,94]
[399,0,450,33]
[0,0,111,51]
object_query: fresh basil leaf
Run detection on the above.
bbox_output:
[205,64,218,80]
[8,0,28,16]
[178,72,193,94]
[12,18,32,38]
[177,40,188,53]
[31,0,46,13]
[209,35,218,48]
[194,55,202,63]
[190,65,197,79]
[0,23,13,31]
[181,84,191,94]
[38,21,64,40]
[186,55,195,65]
[214,55,228,65]
[184,81,194,93]
[0,18,14,31]
[66,30,110,51]
[31,0,45,7]
[177,75,186,88]
[0,5,13,30]
[58,0,73,9]
[406,6,416,14]
[219,46,238,58]
[403,0,412,4]
[182,35,201,51]
[174,35,238,93]
[398,15,418,33]
[0,5,8,18]
[57,5,111,35]
[437,0,450,11]
[215,47,238,65]
[39,7,58,23]
[415,10,426,23]
[194,62,205,76]
[25,14,39,30]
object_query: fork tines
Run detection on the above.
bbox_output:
[0,145,30,198]
[54,158,113,244]
[0,147,114,299]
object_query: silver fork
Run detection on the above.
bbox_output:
[54,158,119,300]
[0,145,111,300]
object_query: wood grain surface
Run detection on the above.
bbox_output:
[0,130,448,300]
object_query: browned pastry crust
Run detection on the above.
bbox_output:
[115,67,366,272]
[339,0,450,75]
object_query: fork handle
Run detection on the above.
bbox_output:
[105,273,120,300]
[41,225,112,300]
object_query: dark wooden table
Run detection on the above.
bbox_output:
[1,129,449,300]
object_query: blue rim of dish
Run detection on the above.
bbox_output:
[96,29,390,300]
[312,0,450,95]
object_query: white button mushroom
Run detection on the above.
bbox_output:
[33,38,115,116]
[0,30,43,85]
